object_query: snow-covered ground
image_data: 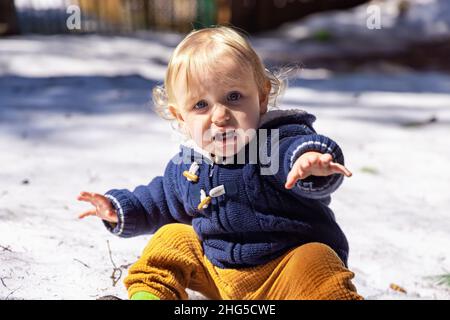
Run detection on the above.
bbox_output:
[276,0,450,41]
[256,0,450,69]
[1,32,450,300]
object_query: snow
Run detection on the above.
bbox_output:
[255,0,450,68]
[276,0,450,41]
[1,31,450,300]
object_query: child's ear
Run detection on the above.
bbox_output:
[168,105,184,123]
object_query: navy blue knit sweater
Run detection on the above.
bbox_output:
[103,109,350,268]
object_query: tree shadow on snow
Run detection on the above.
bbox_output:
[0,74,161,140]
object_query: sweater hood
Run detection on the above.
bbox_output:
[258,108,316,130]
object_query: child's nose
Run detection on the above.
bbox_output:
[211,104,230,126]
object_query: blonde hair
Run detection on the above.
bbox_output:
[153,26,294,121]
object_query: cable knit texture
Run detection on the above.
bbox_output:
[104,109,350,268]
[125,224,363,300]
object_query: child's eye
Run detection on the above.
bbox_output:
[194,100,208,110]
[227,91,241,102]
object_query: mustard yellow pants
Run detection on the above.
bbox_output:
[124,223,363,300]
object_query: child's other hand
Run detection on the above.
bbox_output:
[285,152,352,189]
[77,191,118,223]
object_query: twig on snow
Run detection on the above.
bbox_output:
[119,263,133,269]
[73,258,90,269]
[0,245,13,252]
[1,277,10,289]
[5,286,22,300]
[106,240,122,287]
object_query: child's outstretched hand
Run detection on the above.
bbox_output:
[285,151,352,189]
[77,191,118,223]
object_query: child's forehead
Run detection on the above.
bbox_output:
[173,58,255,100]
[185,54,250,81]
[185,65,247,87]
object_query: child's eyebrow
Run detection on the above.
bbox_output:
[184,94,202,107]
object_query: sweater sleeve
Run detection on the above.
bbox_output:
[101,156,191,237]
[269,125,345,199]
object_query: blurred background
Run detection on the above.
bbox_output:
[1,0,449,300]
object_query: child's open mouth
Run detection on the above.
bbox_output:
[213,130,236,143]
[212,130,238,150]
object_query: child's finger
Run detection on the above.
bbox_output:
[285,170,300,189]
[78,191,93,198]
[77,194,90,201]
[78,209,97,219]
[91,193,105,200]
[77,195,98,205]
[330,162,352,177]
[77,192,97,202]
[78,192,105,206]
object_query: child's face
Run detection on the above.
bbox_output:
[169,58,268,158]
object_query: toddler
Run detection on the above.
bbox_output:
[78,26,362,300]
